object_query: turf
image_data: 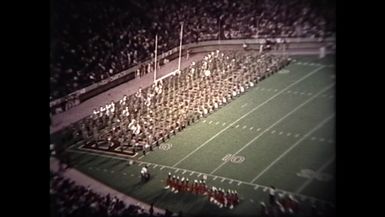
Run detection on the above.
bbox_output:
[66,55,335,216]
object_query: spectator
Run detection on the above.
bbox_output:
[50,172,166,217]
[51,0,335,100]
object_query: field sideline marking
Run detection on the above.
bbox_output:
[67,148,334,206]
[209,83,335,175]
[294,62,334,68]
[250,114,335,183]
[171,66,325,167]
[295,155,335,194]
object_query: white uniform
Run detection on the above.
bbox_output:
[240,86,245,93]
[141,167,148,176]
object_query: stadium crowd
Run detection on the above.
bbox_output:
[50,171,172,217]
[71,50,290,155]
[51,0,335,100]
[51,0,335,215]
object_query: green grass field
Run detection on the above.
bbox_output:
[66,55,335,217]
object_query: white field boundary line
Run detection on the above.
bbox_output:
[66,148,334,206]
[295,156,335,194]
[209,83,335,175]
[294,62,334,68]
[171,66,325,167]
[76,145,138,158]
[250,113,335,183]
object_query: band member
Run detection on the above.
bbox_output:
[140,165,150,182]
[164,172,172,189]
[269,186,276,205]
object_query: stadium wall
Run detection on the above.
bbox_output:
[50,37,335,115]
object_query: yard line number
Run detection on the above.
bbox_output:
[160,143,173,151]
[222,154,245,164]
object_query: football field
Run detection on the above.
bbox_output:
[66,55,335,216]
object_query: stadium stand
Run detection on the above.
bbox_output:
[50,171,170,217]
[50,0,335,100]
[51,1,336,216]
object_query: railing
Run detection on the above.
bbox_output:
[50,37,335,115]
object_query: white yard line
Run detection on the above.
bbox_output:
[171,66,325,167]
[295,156,335,193]
[209,83,334,175]
[250,114,335,183]
[66,149,333,206]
